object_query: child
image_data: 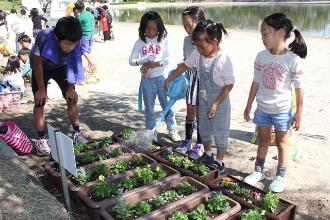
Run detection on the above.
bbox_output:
[2,56,25,94]
[176,6,206,154]
[30,16,88,156]
[102,5,114,40]
[243,13,307,192]
[18,48,31,85]
[30,8,48,38]
[165,19,235,173]
[99,9,110,42]
[74,1,96,72]
[129,11,181,142]
[17,34,31,49]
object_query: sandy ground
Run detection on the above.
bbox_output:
[1,21,330,219]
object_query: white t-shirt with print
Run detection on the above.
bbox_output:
[129,37,171,78]
[184,48,235,87]
[253,50,304,114]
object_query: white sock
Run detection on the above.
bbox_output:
[205,151,213,157]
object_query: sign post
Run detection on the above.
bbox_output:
[47,124,78,214]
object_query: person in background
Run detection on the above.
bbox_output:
[99,8,110,42]
[18,34,31,49]
[2,56,25,97]
[243,13,307,192]
[30,8,48,38]
[74,1,96,71]
[102,5,114,40]
[18,48,31,87]
[6,9,26,54]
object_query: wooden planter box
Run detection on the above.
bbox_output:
[75,143,134,166]
[159,191,241,220]
[44,153,157,205]
[209,175,296,220]
[78,163,181,220]
[74,137,124,155]
[150,148,220,185]
[99,176,210,220]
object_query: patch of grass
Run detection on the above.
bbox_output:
[0,1,21,11]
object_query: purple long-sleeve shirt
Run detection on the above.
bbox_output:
[30,28,84,84]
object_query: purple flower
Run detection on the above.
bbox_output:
[251,191,261,200]
[165,147,173,152]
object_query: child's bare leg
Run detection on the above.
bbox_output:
[216,150,225,160]
[255,126,272,172]
[275,131,289,177]
[67,101,79,126]
[34,105,46,137]
[186,104,196,121]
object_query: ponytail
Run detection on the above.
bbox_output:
[192,20,228,43]
[288,29,307,59]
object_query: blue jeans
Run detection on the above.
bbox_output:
[253,108,293,132]
[141,75,176,130]
[81,35,94,54]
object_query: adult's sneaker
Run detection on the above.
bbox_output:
[175,139,192,154]
[73,132,88,145]
[188,143,204,160]
[35,138,51,156]
[244,171,264,186]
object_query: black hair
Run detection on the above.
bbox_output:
[17,34,31,43]
[86,7,91,12]
[102,5,108,10]
[5,56,20,73]
[30,8,39,17]
[54,16,82,42]
[20,9,26,16]
[138,11,167,43]
[264,13,307,58]
[18,48,31,56]
[0,10,6,25]
[74,1,85,12]
[192,19,227,43]
[10,9,17,14]
[182,6,206,23]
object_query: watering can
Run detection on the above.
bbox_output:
[146,70,189,139]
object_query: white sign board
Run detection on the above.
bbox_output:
[47,124,77,177]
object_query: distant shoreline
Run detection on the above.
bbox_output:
[108,1,330,9]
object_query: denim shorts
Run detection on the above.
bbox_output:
[81,35,94,54]
[253,108,293,132]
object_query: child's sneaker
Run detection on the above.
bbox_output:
[35,138,51,156]
[72,132,88,145]
[269,175,286,193]
[188,143,204,160]
[168,129,181,142]
[244,171,264,186]
[175,139,192,154]
[213,159,226,173]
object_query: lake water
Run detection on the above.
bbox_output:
[113,4,330,37]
